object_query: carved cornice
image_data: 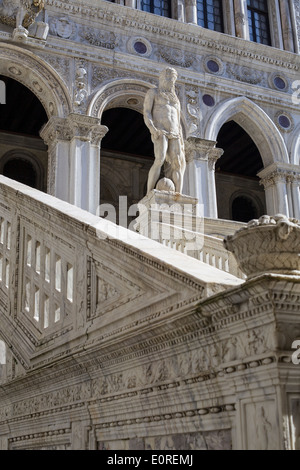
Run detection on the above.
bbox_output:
[44,0,299,72]
[42,0,299,71]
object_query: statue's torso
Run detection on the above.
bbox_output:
[152,90,180,136]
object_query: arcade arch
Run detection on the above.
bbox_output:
[204,97,290,218]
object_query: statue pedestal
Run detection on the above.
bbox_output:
[12,26,29,42]
[133,190,204,254]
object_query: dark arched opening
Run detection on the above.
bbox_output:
[3,158,37,188]
[0,75,48,191]
[215,121,266,223]
[231,195,258,223]
[100,107,154,226]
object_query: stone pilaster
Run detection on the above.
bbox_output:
[185,137,223,219]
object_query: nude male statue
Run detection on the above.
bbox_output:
[143,67,186,195]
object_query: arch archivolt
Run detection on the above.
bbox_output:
[88,79,155,119]
[290,124,300,166]
[204,96,289,168]
[0,43,72,118]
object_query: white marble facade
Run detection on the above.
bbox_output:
[0,0,299,451]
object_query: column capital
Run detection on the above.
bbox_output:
[40,116,72,146]
[258,164,300,187]
[259,169,287,189]
[67,113,108,143]
[40,114,108,146]
[185,137,224,163]
[259,168,300,189]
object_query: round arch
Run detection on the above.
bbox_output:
[0,42,72,118]
[88,77,189,138]
[229,189,265,222]
[88,78,154,119]
[0,149,45,190]
[204,97,289,167]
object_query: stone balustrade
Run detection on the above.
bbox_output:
[1,178,300,450]
[0,176,241,374]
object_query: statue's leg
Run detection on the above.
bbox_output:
[16,6,25,28]
[168,139,186,193]
[147,135,167,194]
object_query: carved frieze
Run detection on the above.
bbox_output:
[98,430,232,450]
[79,27,119,49]
[158,46,196,68]
[226,64,266,86]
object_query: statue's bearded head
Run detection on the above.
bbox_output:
[159,67,178,91]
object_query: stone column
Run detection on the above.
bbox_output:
[286,173,294,218]
[176,0,185,22]
[258,169,292,217]
[273,171,290,217]
[67,114,108,214]
[41,114,108,215]
[288,0,300,54]
[234,0,249,39]
[185,0,197,24]
[40,116,72,201]
[279,0,295,52]
[125,0,136,7]
[291,174,300,220]
[222,0,236,36]
[185,138,223,218]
